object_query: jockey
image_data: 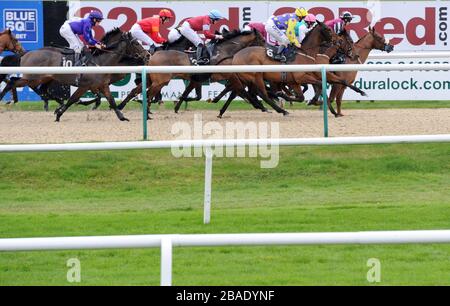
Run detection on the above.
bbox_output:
[59,10,105,64]
[130,9,173,52]
[325,12,353,36]
[171,10,225,65]
[326,12,354,63]
[265,7,309,61]
[295,14,317,46]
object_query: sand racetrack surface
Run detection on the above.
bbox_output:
[0,108,449,144]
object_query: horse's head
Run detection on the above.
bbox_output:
[362,26,394,53]
[302,21,333,51]
[123,32,151,63]
[0,29,25,54]
[101,28,150,63]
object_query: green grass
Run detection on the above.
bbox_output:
[0,143,449,285]
[1,99,450,113]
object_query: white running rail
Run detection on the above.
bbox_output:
[1,230,449,285]
[1,134,450,224]
[0,63,449,75]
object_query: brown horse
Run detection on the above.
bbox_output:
[327,27,394,116]
[128,29,266,117]
[0,29,25,54]
[7,29,148,122]
[224,22,366,117]
[0,29,25,104]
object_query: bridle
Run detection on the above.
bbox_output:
[96,37,150,62]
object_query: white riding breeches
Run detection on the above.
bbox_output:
[130,24,161,47]
[179,21,203,46]
[168,28,182,43]
[59,21,84,53]
[265,18,290,47]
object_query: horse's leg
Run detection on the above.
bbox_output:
[11,87,19,104]
[247,84,268,111]
[55,87,88,122]
[326,72,366,96]
[92,94,102,110]
[302,84,308,94]
[336,86,346,117]
[174,81,198,113]
[117,83,142,110]
[217,91,237,118]
[254,77,288,115]
[209,83,233,103]
[288,85,305,102]
[0,79,17,102]
[99,86,129,121]
[194,83,202,100]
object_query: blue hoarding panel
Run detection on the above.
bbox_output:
[0,1,44,101]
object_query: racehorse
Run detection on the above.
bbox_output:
[327,27,394,116]
[222,22,368,118]
[0,29,26,104]
[6,28,148,122]
[216,22,349,117]
[0,29,25,54]
[117,29,265,117]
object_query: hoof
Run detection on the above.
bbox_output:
[120,117,129,122]
[217,115,223,119]
[283,111,290,116]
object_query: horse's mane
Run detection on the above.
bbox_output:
[215,28,256,45]
[101,27,123,44]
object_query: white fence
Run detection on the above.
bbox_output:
[2,134,450,224]
[1,60,449,139]
[1,63,449,74]
[1,230,450,285]
[1,59,450,285]
[1,136,449,285]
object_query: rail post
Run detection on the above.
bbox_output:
[321,66,329,137]
[204,147,213,224]
[160,237,173,286]
[142,67,148,140]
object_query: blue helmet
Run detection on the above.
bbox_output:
[208,9,224,21]
[89,10,104,20]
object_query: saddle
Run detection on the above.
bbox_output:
[58,47,93,67]
[186,41,217,66]
[59,48,76,67]
[265,44,296,63]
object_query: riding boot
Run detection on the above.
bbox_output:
[77,47,93,66]
[196,44,209,65]
[274,45,287,62]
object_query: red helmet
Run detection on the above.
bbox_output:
[159,9,173,18]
